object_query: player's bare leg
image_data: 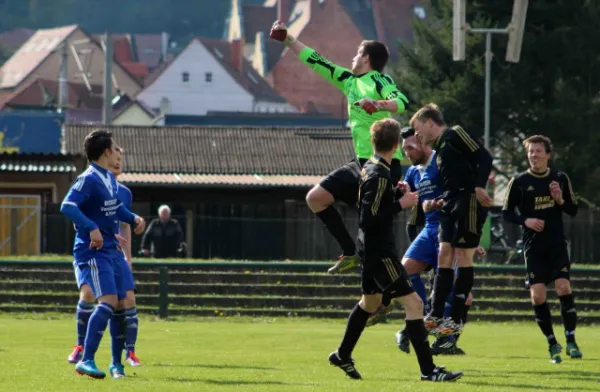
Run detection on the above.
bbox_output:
[307,186,359,274]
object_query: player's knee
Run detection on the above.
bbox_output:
[80,285,95,303]
[359,294,381,313]
[402,258,426,275]
[454,248,475,267]
[438,243,454,267]
[98,294,118,308]
[554,279,572,296]
[306,186,333,211]
[125,290,136,308]
[530,289,546,305]
[402,293,424,318]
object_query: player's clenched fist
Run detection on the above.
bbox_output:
[270,20,296,45]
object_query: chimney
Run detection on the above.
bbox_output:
[161,32,170,63]
[230,38,244,75]
[277,0,290,24]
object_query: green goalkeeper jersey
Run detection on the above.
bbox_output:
[298,46,408,160]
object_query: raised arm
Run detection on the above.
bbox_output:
[270,20,352,93]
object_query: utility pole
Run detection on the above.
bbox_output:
[57,43,68,111]
[102,32,112,125]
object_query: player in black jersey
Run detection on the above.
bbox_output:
[502,135,582,363]
[328,118,463,382]
[410,103,493,337]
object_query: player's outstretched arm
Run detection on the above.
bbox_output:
[270,20,352,93]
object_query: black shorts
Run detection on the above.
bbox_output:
[439,193,487,248]
[320,158,403,206]
[525,243,570,286]
[361,255,414,298]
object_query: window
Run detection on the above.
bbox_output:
[205,72,213,83]
[182,72,189,83]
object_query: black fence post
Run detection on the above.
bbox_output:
[158,266,169,319]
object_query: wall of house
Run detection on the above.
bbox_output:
[26,29,142,97]
[137,40,256,116]
[269,0,367,117]
[253,100,296,113]
[112,104,155,126]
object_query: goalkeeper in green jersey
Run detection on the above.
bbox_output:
[270,20,409,274]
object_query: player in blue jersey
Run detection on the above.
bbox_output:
[67,148,143,372]
[61,129,145,379]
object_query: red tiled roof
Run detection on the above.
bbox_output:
[118,172,321,187]
[112,36,135,63]
[198,37,286,103]
[121,62,149,81]
[1,78,103,109]
[0,25,78,89]
[63,124,354,176]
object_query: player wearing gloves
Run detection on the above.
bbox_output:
[270,21,409,274]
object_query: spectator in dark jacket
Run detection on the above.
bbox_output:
[140,205,186,258]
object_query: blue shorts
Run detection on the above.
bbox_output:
[73,252,127,300]
[73,252,135,299]
[404,225,439,269]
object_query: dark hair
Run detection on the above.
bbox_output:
[410,103,445,126]
[370,118,401,152]
[523,135,552,153]
[401,127,415,139]
[84,129,113,162]
[360,40,389,72]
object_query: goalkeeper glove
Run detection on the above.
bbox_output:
[354,98,383,115]
[269,20,296,46]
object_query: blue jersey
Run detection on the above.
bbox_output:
[61,163,136,257]
[404,151,443,227]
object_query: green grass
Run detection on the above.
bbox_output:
[1,314,599,391]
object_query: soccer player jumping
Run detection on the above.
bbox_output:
[61,129,146,379]
[503,135,581,363]
[270,20,409,274]
[411,104,493,337]
[328,118,462,382]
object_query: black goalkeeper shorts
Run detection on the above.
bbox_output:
[319,158,402,206]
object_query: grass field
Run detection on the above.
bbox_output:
[1,314,599,391]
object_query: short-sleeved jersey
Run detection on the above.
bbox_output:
[502,168,578,249]
[63,163,123,255]
[357,156,403,259]
[298,47,409,160]
[433,125,493,200]
[404,151,443,227]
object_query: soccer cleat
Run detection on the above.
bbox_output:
[327,255,360,275]
[549,343,563,364]
[75,360,106,379]
[67,345,83,364]
[431,337,466,356]
[395,329,410,354]
[566,342,583,359]
[126,350,142,367]
[432,318,463,337]
[109,363,126,379]
[328,351,362,380]
[421,366,463,382]
[366,303,395,327]
[423,315,442,333]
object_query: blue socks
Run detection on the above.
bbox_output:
[110,309,126,365]
[76,300,95,347]
[409,274,428,314]
[125,307,139,353]
[82,302,114,362]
